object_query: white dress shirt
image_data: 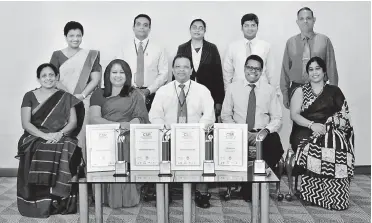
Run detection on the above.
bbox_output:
[223,37,276,91]
[221,78,282,133]
[191,44,203,72]
[149,80,215,125]
[116,37,168,94]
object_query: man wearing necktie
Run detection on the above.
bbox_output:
[221,55,284,201]
[149,55,215,208]
[280,7,339,109]
[117,14,168,111]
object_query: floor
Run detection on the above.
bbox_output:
[0,175,370,223]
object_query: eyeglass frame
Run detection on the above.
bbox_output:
[190,25,205,31]
[245,65,262,72]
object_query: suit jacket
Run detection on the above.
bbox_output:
[175,39,225,104]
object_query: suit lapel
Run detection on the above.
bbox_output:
[200,39,210,66]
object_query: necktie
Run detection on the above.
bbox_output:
[302,37,311,82]
[246,84,256,131]
[246,41,252,58]
[177,84,187,123]
[136,41,144,87]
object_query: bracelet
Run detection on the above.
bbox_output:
[82,93,86,99]
[60,131,65,137]
[307,121,314,129]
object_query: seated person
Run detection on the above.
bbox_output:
[149,54,215,208]
[89,59,149,208]
[221,55,284,201]
[17,63,85,218]
[290,57,354,210]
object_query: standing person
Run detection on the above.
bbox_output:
[280,7,338,109]
[50,21,102,160]
[176,19,225,120]
[149,55,215,208]
[223,13,276,91]
[117,14,168,111]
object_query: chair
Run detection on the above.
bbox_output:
[223,145,285,201]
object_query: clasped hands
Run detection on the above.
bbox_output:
[43,132,64,144]
[310,123,326,137]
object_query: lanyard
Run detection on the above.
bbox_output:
[134,39,149,55]
[174,81,191,107]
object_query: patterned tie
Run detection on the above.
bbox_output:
[136,41,144,87]
[246,84,256,131]
[302,37,311,82]
[246,41,252,58]
[177,84,187,123]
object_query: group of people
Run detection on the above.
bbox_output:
[16,6,355,218]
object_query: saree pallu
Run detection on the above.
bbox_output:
[59,49,99,160]
[98,91,149,208]
[290,84,354,210]
[17,90,85,218]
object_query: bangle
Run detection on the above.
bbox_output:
[307,121,314,129]
[82,93,86,99]
[60,131,65,136]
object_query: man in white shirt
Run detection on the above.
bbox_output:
[149,55,215,208]
[221,54,284,201]
[223,13,276,92]
[117,14,168,111]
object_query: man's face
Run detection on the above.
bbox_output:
[244,59,262,83]
[133,17,151,40]
[296,10,316,33]
[173,57,193,83]
[241,20,258,40]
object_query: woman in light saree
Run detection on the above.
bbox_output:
[17,63,85,217]
[90,59,149,208]
[50,21,102,159]
[290,57,354,210]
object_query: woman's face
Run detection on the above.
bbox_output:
[308,61,325,83]
[38,67,57,89]
[65,29,83,49]
[190,21,205,40]
[110,63,126,87]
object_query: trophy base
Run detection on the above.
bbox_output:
[202,173,216,177]
[158,161,172,177]
[254,160,267,175]
[203,160,216,176]
[158,173,173,177]
[113,173,129,177]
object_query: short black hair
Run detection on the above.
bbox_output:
[241,13,259,26]
[36,63,59,79]
[245,54,264,69]
[133,14,152,28]
[306,56,327,74]
[297,7,314,17]
[103,59,134,97]
[172,54,193,69]
[64,21,84,36]
[190,19,206,30]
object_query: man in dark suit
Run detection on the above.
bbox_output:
[175,19,225,121]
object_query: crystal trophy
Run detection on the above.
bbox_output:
[159,128,172,177]
[254,130,267,175]
[114,129,129,177]
[203,125,216,176]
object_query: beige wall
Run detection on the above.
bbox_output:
[0,1,370,168]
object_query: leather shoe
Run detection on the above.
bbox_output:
[195,191,211,208]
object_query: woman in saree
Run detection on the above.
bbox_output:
[17,63,85,217]
[90,59,149,208]
[290,56,354,210]
[50,21,102,159]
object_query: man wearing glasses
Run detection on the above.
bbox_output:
[221,54,284,201]
[223,13,276,92]
[280,7,338,109]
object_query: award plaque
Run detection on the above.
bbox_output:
[203,126,216,176]
[213,123,248,171]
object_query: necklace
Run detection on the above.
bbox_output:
[311,84,325,97]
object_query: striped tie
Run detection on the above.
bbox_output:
[136,41,144,87]
[246,84,256,131]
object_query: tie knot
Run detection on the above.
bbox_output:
[249,84,256,89]
[179,84,185,89]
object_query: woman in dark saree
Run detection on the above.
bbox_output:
[17,63,85,217]
[90,59,149,208]
[290,57,354,210]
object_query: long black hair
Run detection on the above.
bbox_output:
[103,59,134,97]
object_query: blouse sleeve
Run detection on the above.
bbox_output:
[21,91,33,108]
[92,51,102,72]
[90,88,105,107]
[50,51,60,70]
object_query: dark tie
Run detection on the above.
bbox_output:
[136,41,144,87]
[177,84,187,123]
[246,84,256,131]
[302,37,311,81]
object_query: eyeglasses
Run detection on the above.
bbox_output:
[245,66,262,72]
[191,26,205,31]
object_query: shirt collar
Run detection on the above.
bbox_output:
[300,32,316,41]
[175,79,191,89]
[244,78,261,89]
[134,37,149,46]
[244,37,257,45]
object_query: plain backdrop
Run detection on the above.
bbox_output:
[0,1,370,169]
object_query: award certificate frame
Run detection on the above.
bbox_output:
[130,124,164,170]
[213,123,248,171]
[171,123,206,171]
[86,124,120,173]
